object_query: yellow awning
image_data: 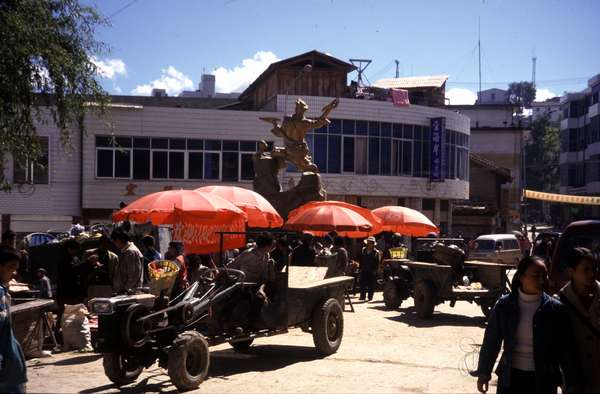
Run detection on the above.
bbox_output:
[524,189,600,205]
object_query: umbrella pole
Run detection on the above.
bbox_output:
[219,232,224,267]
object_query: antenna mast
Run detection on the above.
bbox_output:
[478,17,482,104]
[349,59,372,87]
[395,60,400,78]
[531,55,537,89]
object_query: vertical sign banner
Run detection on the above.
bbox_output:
[430,117,446,182]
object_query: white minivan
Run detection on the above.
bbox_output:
[469,234,522,266]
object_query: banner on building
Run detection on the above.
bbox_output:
[524,189,600,205]
[430,117,446,182]
[390,89,410,106]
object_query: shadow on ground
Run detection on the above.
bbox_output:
[380,306,487,328]
[28,353,102,368]
[80,344,324,393]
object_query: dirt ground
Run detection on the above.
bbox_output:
[26,293,495,393]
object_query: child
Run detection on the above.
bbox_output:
[559,247,600,393]
[0,249,27,393]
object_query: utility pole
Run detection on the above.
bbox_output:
[395,60,400,78]
[478,17,482,104]
[349,59,372,87]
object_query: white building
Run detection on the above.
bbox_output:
[477,88,509,105]
[179,74,240,99]
[559,73,600,218]
[0,51,470,235]
[531,97,561,125]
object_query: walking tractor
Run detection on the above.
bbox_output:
[382,238,512,318]
[88,252,353,391]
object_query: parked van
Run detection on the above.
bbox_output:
[469,234,522,266]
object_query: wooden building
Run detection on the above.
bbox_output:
[237,50,356,111]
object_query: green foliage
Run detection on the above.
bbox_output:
[508,81,536,108]
[0,0,109,188]
[525,115,560,193]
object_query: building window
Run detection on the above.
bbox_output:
[14,136,49,184]
[96,136,133,179]
[422,198,435,211]
[95,135,264,182]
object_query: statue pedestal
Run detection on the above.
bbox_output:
[258,172,326,220]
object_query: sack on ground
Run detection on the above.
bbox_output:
[61,304,92,351]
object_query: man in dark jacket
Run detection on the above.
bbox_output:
[291,233,316,266]
[359,236,381,301]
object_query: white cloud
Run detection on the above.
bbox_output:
[213,51,279,93]
[445,88,477,105]
[132,66,193,96]
[535,88,557,102]
[91,57,127,79]
[112,84,122,94]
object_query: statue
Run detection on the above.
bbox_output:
[252,140,285,196]
[260,98,338,172]
[253,98,338,218]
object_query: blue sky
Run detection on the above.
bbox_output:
[88,0,600,104]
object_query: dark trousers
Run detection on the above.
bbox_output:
[359,271,376,300]
[501,368,556,394]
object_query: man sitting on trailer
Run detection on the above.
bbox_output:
[226,233,276,331]
[228,232,275,303]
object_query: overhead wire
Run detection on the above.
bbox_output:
[108,0,140,20]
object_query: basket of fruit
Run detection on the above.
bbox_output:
[148,260,180,297]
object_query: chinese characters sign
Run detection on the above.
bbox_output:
[430,117,446,182]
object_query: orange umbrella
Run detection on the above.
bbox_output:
[112,189,246,225]
[289,200,383,236]
[284,201,376,238]
[371,206,438,237]
[196,185,283,228]
[112,190,247,253]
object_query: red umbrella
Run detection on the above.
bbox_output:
[284,201,377,238]
[196,185,283,228]
[112,190,247,253]
[288,200,383,237]
[371,206,438,237]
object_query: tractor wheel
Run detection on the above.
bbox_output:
[167,331,210,391]
[103,353,143,386]
[121,303,150,348]
[383,280,402,309]
[230,338,254,352]
[414,281,436,319]
[312,298,344,356]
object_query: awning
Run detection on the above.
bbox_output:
[524,189,600,205]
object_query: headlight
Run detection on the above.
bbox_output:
[89,299,114,315]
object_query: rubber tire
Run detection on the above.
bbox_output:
[167,331,210,391]
[103,353,143,386]
[383,281,402,309]
[230,338,254,352]
[312,298,344,356]
[414,281,436,319]
[121,303,150,348]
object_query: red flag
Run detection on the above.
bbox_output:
[391,89,410,106]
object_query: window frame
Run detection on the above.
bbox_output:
[14,136,51,184]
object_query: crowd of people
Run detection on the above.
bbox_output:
[1,224,599,393]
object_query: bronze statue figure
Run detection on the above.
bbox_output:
[260,98,339,173]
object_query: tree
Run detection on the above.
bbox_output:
[507,81,536,108]
[524,115,560,222]
[0,0,109,189]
